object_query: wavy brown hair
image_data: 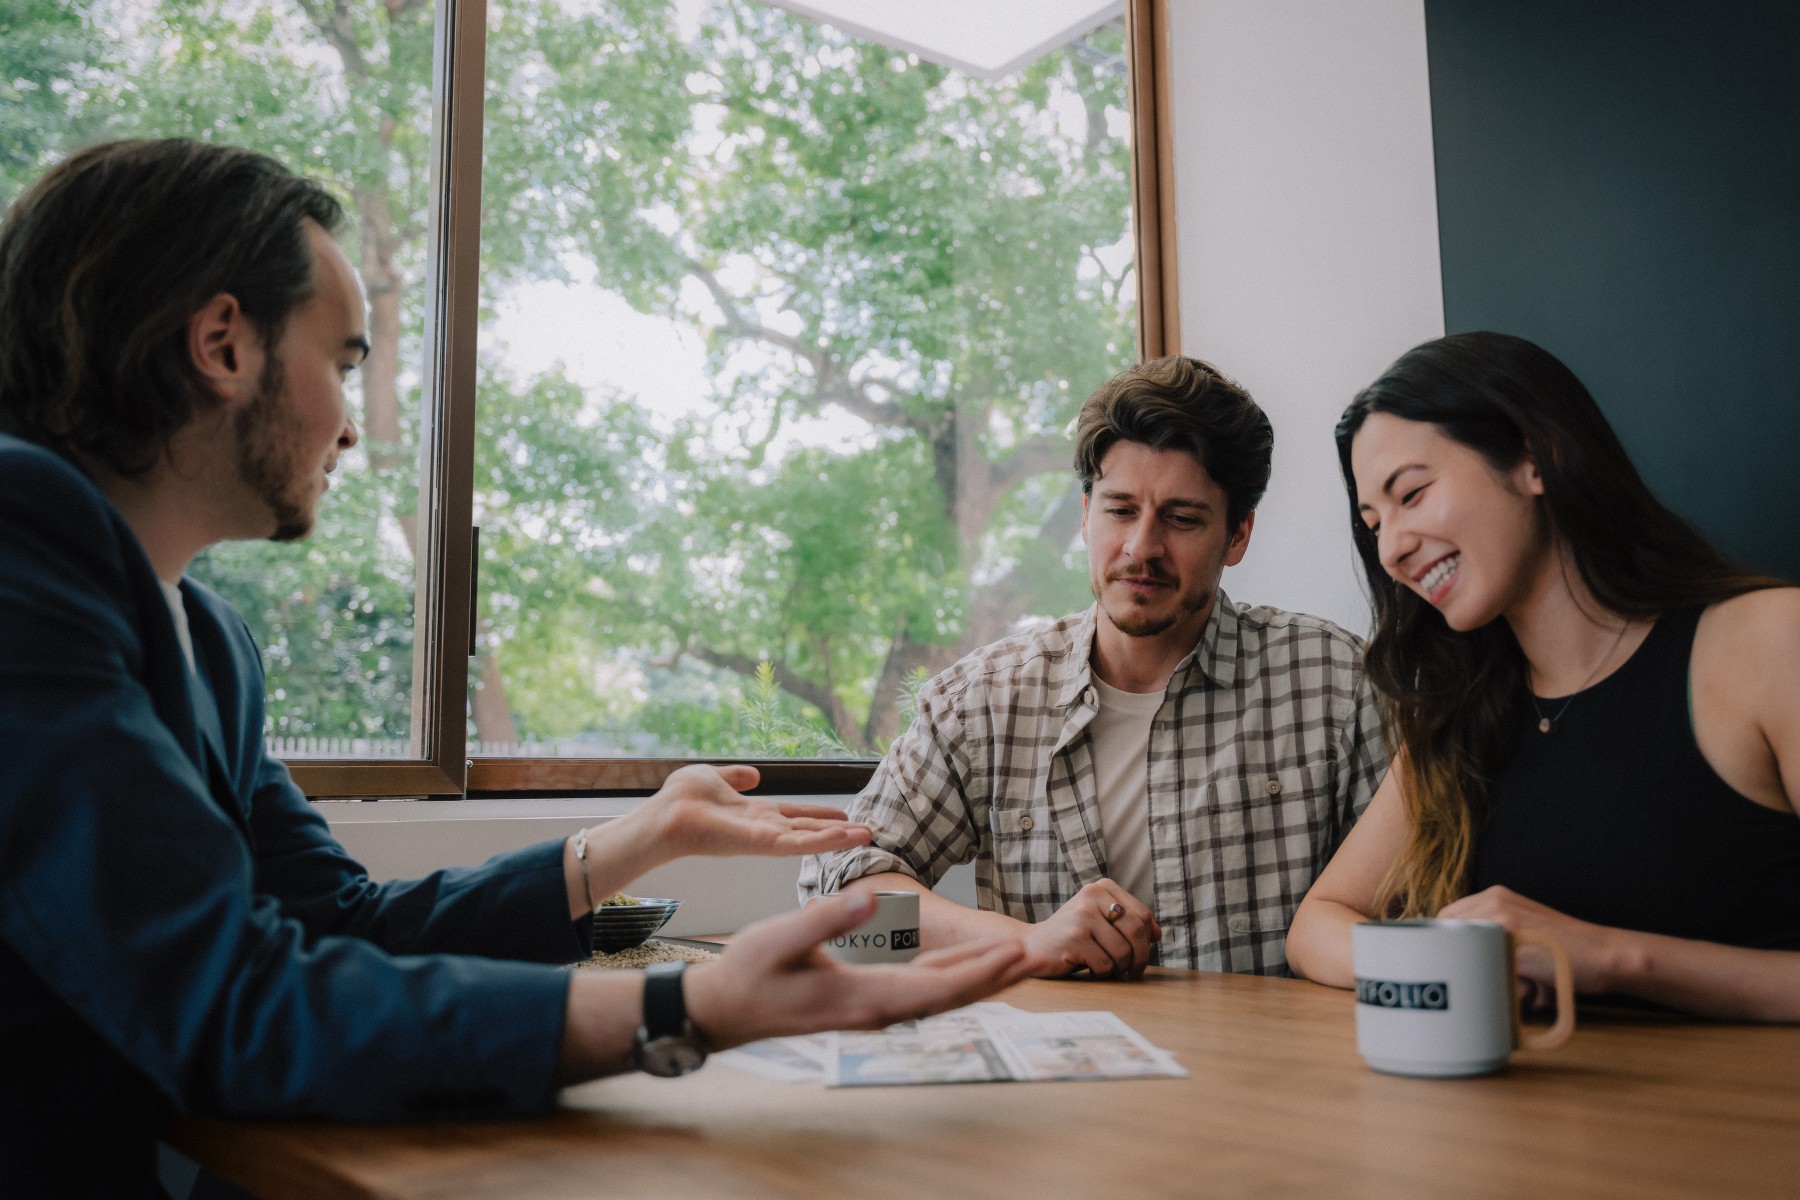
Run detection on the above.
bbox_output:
[0,139,342,475]
[1074,355,1273,532]
[1336,332,1784,917]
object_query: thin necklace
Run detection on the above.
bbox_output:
[1531,619,1633,735]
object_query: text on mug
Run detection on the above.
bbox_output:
[830,927,921,951]
[1355,978,1450,1010]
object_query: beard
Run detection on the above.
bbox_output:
[231,351,316,543]
[1093,561,1215,639]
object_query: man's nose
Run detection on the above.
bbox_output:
[339,415,360,451]
[1124,514,1163,561]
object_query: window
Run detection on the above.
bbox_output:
[2,0,1174,797]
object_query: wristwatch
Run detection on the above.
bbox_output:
[632,961,709,1077]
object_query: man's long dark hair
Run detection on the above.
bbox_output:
[1335,331,1783,917]
[0,139,343,475]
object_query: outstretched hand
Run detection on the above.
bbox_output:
[641,764,873,860]
[567,765,875,914]
[683,893,1033,1050]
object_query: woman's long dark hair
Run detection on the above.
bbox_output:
[1336,331,1784,917]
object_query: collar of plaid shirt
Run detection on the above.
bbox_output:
[1051,590,1243,713]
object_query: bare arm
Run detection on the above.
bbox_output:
[1436,886,1800,1021]
[1285,765,1410,987]
[556,892,1031,1082]
[844,870,1162,979]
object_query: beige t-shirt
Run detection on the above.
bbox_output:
[1087,675,1163,907]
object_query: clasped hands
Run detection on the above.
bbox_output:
[1023,879,1162,980]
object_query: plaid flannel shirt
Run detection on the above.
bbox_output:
[799,593,1388,974]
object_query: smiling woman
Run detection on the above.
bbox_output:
[1285,331,1800,1023]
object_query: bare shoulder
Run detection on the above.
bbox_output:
[1696,588,1800,668]
[1692,589,1800,813]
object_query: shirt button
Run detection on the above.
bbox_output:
[1020,815,1035,831]
[1265,779,1282,795]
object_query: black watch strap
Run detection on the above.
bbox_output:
[641,961,689,1040]
[634,961,708,1077]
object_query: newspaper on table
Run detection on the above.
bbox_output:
[714,1002,1185,1087]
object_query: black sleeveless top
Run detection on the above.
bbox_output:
[1471,607,1800,950]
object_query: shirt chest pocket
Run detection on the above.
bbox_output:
[990,807,1051,838]
[984,805,1070,920]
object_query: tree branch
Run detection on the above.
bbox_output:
[296,0,371,80]
[990,432,1075,496]
[682,256,930,435]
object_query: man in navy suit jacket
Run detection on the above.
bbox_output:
[0,139,1027,1197]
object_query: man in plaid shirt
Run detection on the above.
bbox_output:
[801,356,1388,977]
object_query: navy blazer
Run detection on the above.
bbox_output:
[0,435,590,1197]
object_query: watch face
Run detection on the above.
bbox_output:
[639,1035,707,1078]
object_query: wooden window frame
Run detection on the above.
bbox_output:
[290,0,1178,800]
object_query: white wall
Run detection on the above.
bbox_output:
[1166,0,1445,634]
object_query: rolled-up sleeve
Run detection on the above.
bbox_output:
[799,677,982,902]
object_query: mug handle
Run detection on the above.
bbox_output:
[1510,928,1576,1051]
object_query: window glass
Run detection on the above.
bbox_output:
[1,0,433,759]
[474,0,1136,759]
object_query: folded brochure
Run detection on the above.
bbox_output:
[715,1002,1185,1087]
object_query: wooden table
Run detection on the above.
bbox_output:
[170,970,1800,1199]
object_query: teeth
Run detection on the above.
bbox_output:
[1421,554,1459,593]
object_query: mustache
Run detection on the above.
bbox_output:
[1106,562,1175,585]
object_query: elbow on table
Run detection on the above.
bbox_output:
[1283,896,1354,989]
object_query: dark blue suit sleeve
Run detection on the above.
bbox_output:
[0,445,571,1121]
[183,593,592,963]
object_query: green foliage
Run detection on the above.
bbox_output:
[0,0,101,202]
[4,0,1135,758]
[733,662,849,758]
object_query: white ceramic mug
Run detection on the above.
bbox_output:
[823,890,921,964]
[1352,918,1574,1077]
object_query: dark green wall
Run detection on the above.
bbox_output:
[1425,0,1800,580]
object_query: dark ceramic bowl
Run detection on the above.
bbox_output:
[592,897,680,953]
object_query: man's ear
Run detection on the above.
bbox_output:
[1224,509,1255,567]
[187,292,264,408]
[1079,487,1091,544]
